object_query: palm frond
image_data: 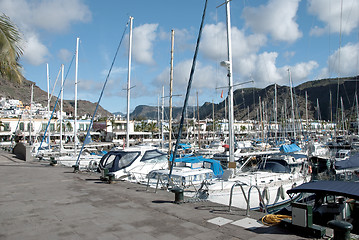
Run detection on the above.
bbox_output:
[0,14,24,83]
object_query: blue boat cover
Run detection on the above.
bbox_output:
[279,143,301,153]
[287,181,359,200]
[173,155,223,178]
[177,143,192,149]
[335,153,359,170]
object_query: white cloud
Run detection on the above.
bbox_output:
[0,0,91,66]
[154,59,226,96]
[101,66,127,77]
[201,22,267,61]
[0,0,91,33]
[279,61,319,84]
[232,51,318,87]
[251,52,282,85]
[328,42,359,76]
[242,0,302,42]
[308,0,359,36]
[57,49,72,62]
[158,28,194,52]
[22,32,50,65]
[132,23,158,65]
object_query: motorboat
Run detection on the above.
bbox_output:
[196,140,225,158]
[201,157,309,213]
[147,156,224,188]
[97,145,168,183]
[335,149,351,162]
[287,180,359,234]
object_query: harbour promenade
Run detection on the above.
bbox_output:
[0,149,321,240]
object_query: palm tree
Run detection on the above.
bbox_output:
[0,14,24,83]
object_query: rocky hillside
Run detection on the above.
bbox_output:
[131,75,359,122]
[2,75,359,122]
[0,76,112,118]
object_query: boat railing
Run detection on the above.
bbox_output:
[87,160,98,172]
[146,172,206,195]
[146,173,167,193]
[228,181,268,216]
[246,185,268,216]
[228,181,248,212]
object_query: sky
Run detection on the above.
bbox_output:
[1,0,359,114]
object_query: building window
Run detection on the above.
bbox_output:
[42,123,47,131]
[50,123,55,132]
[19,122,24,131]
[27,123,33,131]
[2,123,10,131]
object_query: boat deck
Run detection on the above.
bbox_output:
[0,149,325,240]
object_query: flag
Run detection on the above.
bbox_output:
[83,132,93,145]
[221,90,223,98]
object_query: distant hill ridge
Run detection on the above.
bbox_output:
[1,75,359,121]
[0,76,111,118]
[130,75,359,122]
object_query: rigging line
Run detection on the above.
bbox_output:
[335,0,344,136]
[49,65,62,104]
[75,19,130,166]
[37,51,76,154]
[168,0,208,184]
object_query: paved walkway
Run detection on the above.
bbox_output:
[0,150,322,240]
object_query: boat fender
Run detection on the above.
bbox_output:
[308,165,312,174]
[278,185,285,200]
[262,187,270,202]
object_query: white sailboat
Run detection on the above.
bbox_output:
[56,37,102,170]
[145,0,309,213]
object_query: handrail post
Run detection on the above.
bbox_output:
[228,182,248,212]
[246,185,268,216]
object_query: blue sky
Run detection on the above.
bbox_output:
[1,0,359,113]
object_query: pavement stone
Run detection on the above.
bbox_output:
[0,150,319,240]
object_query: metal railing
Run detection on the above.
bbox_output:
[228,181,268,216]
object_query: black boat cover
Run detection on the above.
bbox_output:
[335,153,359,170]
[287,181,359,200]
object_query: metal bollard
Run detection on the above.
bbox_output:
[170,187,184,204]
[49,157,57,166]
[72,164,80,173]
[327,220,353,240]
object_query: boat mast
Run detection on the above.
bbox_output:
[356,93,359,135]
[197,91,201,149]
[60,64,64,153]
[223,0,235,167]
[46,63,50,148]
[288,69,296,140]
[212,100,215,141]
[126,16,133,148]
[74,37,79,155]
[305,91,308,131]
[274,83,277,142]
[29,84,33,144]
[168,29,174,157]
[161,86,164,148]
[341,97,345,134]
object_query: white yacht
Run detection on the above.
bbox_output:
[97,145,168,183]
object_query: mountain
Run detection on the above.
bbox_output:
[0,76,112,118]
[129,75,359,122]
[200,75,359,122]
[2,75,359,122]
[130,105,195,121]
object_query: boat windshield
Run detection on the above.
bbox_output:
[118,152,139,169]
[100,151,140,171]
[257,160,291,173]
[140,150,167,163]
